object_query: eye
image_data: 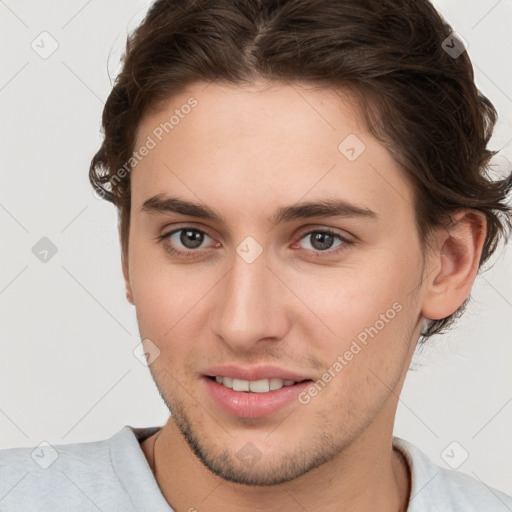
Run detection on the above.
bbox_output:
[294,229,351,257]
[159,226,352,259]
[160,227,216,257]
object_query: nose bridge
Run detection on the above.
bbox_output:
[212,246,286,348]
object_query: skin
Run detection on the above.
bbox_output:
[122,81,486,512]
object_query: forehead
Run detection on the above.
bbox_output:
[131,81,415,226]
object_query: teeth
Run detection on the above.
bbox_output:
[214,376,299,392]
[232,378,249,391]
[269,378,284,390]
[249,379,270,393]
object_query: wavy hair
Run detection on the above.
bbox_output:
[89,0,512,341]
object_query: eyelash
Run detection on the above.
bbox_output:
[158,226,353,259]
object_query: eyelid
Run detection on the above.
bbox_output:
[158,222,215,240]
[160,225,216,247]
[159,222,353,241]
[156,223,354,242]
[292,227,351,256]
[159,224,354,257]
[293,224,353,241]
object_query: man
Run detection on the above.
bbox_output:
[1,0,511,510]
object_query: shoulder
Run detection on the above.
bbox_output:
[0,425,160,512]
[393,437,512,512]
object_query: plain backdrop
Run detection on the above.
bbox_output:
[1,0,511,495]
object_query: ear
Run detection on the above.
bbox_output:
[421,209,487,320]
[122,256,135,305]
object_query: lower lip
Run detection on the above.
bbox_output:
[203,377,312,418]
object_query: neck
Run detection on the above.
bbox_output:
[141,417,410,512]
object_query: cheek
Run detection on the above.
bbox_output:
[309,270,403,335]
[301,272,414,421]
[130,251,217,343]
[297,252,417,367]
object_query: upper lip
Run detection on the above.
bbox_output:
[203,365,313,382]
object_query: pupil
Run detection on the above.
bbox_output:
[178,231,334,251]
[181,229,203,249]
[312,232,333,250]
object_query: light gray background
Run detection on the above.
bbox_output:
[1,0,511,495]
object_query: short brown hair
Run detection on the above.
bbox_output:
[89,0,512,341]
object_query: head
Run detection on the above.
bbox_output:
[90,0,512,486]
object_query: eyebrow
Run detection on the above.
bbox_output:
[140,194,378,227]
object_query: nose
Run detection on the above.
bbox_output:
[210,247,290,352]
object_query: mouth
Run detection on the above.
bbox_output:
[207,375,310,392]
[202,374,314,419]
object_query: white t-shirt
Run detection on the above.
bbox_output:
[0,425,510,511]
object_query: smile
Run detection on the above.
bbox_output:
[211,376,301,393]
[203,376,313,418]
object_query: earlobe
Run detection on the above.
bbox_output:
[122,257,135,305]
[420,210,486,320]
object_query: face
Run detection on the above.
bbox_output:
[124,81,429,485]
